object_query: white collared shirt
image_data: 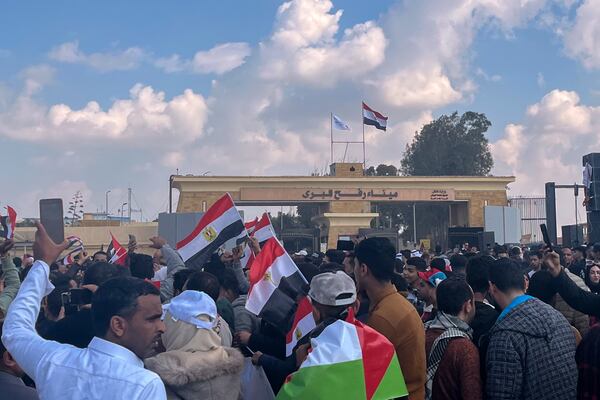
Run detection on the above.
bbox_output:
[2,261,166,400]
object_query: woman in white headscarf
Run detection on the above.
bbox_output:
[145,290,244,400]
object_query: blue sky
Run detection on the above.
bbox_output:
[1,0,599,228]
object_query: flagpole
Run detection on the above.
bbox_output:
[330,112,333,165]
[362,102,366,171]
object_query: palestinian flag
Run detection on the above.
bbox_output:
[277,311,408,400]
[176,193,245,267]
[0,206,17,239]
[252,212,276,244]
[108,233,128,266]
[246,237,308,332]
[285,296,316,357]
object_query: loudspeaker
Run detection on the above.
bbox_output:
[562,224,584,247]
[448,227,483,250]
[587,182,600,212]
[588,211,600,245]
[477,231,496,251]
[583,153,600,168]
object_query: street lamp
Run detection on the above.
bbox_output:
[105,190,111,218]
[120,202,127,225]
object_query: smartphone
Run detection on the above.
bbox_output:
[540,223,553,249]
[40,199,65,244]
[61,288,93,306]
[337,240,354,251]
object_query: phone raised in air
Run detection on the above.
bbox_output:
[40,199,64,244]
[540,223,553,249]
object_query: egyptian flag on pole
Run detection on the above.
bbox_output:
[245,218,259,235]
[277,309,408,400]
[246,237,308,332]
[362,102,388,131]
[252,212,276,244]
[177,193,245,267]
[285,296,316,356]
[0,206,17,239]
[107,233,128,266]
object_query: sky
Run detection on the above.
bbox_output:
[2,0,600,229]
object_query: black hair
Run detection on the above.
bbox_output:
[129,253,154,280]
[297,262,320,284]
[93,251,108,259]
[466,256,493,294]
[325,249,345,265]
[527,270,557,304]
[494,244,508,255]
[185,271,220,301]
[509,246,522,257]
[83,262,125,286]
[46,274,73,319]
[391,273,409,292]
[311,300,348,321]
[91,277,160,337]
[219,268,241,298]
[12,257,22,268]
[449,254,468,272]
[406,257,427,271]
[530,250,543,259]
[436,277,473,315]
[319,262,344,274]
[400,249,412,260]
[173,268,194,294]
[354,237,395,282]
[430,258,447,272]
[489,258,525,293]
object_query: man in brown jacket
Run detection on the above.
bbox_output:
[354,237,426,400]
[424,277,481,400]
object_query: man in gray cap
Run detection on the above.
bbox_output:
[251,271,357,393]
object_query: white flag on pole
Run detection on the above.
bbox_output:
[332,114,351,131]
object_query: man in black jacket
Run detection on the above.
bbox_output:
[547,251,600,318]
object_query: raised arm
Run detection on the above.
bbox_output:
[0,240,21,319]
[1,223,69,379]
[545,251,600,318]
[149,237,185,302]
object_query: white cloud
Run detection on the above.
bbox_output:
[155,42,252,75]
[537,72,546,87]
[19,64,56,95]
[492,89,600,227]
[259,0,387,85]
[161,151,185,168]
[0,82,208,146]
[563,0,600,69]
[49,41,147,72]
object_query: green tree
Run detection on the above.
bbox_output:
[400,112,493,176]
[365,164,398,176]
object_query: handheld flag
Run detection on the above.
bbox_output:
[108,233,128,266]
[176,193,245,267]
[285,296,316,357]
[245,217,259,235]
[61,236,84,265]
[332,114,351,131]
[0,206,17,239]
[246,237,308,332]
[277,310,408,400]
[252,212,276,244]
[362,102,388,131]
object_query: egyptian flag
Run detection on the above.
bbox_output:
[108,233,128,266]
[0,206,17,239]
[286,296,316,356]
[177,193,245,267]
[240,243,255,271]
[277,309,408,400]
[252,212,276,244]
[245,218,259,235]
[61,236,84,265]
[246,237,308,332]
[362,102,388,131]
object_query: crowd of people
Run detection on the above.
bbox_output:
[1,223,600,399]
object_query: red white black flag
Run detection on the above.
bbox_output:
[0,206,17,240]
[246,237,308,331]
[108,233,127,266]
[176,193,245,267]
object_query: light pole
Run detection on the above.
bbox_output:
[120,202,127,225]
[105,190,111,218]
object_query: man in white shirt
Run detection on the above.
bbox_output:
[2,223,167,399]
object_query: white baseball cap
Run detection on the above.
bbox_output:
[162,290,217,329]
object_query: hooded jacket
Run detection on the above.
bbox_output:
[485,297,577,400]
